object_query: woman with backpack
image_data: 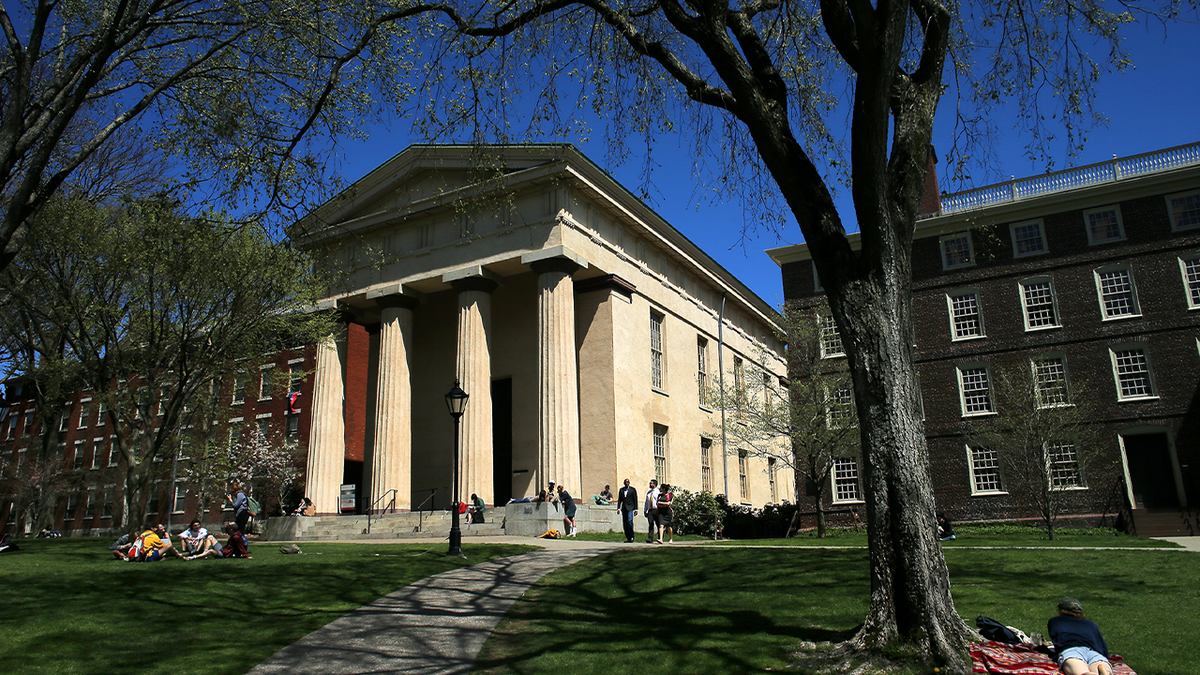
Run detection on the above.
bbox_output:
[227,483,251,535]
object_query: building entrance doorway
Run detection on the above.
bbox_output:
[1121,432,1180,509]
[492,378,513,505]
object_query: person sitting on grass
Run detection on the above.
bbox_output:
[1049,597,1112,675]
[123,523,184,561]
[189,523,251,559]
[179,520,210,556]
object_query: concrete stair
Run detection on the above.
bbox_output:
[263,511,505,542]
[1129,508,1198,537]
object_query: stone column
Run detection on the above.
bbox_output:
[451,276,498,507]
[305,327,346,516]
[530,256,584,494]
[368,295,418,512]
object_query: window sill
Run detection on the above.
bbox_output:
[1051,485,1088,492]
[1024,324,1062,333]
[970,491,1009,497]
[962,411,998,419]
[652,387,669,397]
[943,263,976,271]
[698,404,713,413]
[1013,250,1048,258]
[821,353,847,360]
[1101,313,1142,322]
[951,335,986,343]
[1117,395,1159,403]
[833,499,865,505]
[1087,238,1126,246]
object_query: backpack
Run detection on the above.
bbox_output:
[127,533,148,562]
[976,616,1021,644]
[247,496,262,516]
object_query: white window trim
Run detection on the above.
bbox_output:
[957,363,997,418]
[1045,441,1088,492]
[1031,353,1073,409]
[650,310,666,394]
[831,456,864,504]
[1094,264,1141,321]
[945,288,985,341]
[939,232,975,270]
[1018,277,1062,332]
[1109,344,1159,402]
[1009,219,1047,258]
[1083,205,1126,245]
[966,445,1008,496]
[1178,254,1200,310]
[819,313,846,358]
[1166,190,1200,232]
[258,364,276,401]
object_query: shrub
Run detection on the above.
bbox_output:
[672,488,724,537]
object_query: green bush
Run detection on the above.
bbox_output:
[671,488,723,537]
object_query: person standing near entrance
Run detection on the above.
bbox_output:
[617,478,638,543]
[644,479,659,543]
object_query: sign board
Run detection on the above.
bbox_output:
[339,484,356,513]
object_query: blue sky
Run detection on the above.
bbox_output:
[328,18,1200,310]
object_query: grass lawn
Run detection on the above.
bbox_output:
[0,538,532,675]
[473,545,1199,675]
[699,525,1180,548]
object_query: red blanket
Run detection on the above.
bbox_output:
[970,641,1135,675]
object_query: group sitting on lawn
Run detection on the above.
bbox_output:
[113,521,251,561]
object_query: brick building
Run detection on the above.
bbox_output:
[769,143,1200,536]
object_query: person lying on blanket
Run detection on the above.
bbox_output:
[1049,597,1112,675]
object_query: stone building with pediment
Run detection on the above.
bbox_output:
[291,144,790,516]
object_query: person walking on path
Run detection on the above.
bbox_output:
[655,483,674,544]
[556,484,577,537]
[1049,597,1112,675]
[617,478,638,542]
[643,479,659,543]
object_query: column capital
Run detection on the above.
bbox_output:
[522,245,588,275]
[366,284,423,311]
[444,266,501,294]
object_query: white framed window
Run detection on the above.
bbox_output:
[653,424,668,485]
[820,314,845,358]
[288,364,303,395]
[697,337,709,406]
[833,457,861,502]
[95,402,105,427]
[232,375,247,405]
[1095,266,1140,320]
[768,457,778,502]
[1167,190,1200,231]
[1110,345,1156,401]
[958,364,995,416]
[173,484,187,514]
[85,489,97,516]
[650,311,665,391]
[1032,355,1070,408]
[1010,220,1047,257]
[286,413,300,440]
[259,366,275,400]
[700,438,712,493]
[827,382,855,427]
[72,440,85,471]
[59,410,70,432]
[1084,206,1125,245]
[102,484,115,519]
[91,438,104,469]
[1179,254,1200,309]
[5,415,16,440]
[946,290,984,340]
[1019,278,1060,330]
[1046,442,1084,489]
[229,417,245,447]
[940,232,974,270]
[78,399,91,429]
[107,438,119,467]
[733,356,745,410]
[968,446,1005,494]
[23,409,34,436]
[737,449,749,501]
[65,493,79,521]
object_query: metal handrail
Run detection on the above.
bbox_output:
[365,489,397,535]
[413,488,439,534]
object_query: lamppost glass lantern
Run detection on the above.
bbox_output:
[445,380,469,418]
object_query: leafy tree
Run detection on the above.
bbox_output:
[712,303,859,538]
[964,365,1106,541]
[0,195,330,530]
[357,1,1182,668]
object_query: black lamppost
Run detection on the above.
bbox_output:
[444,379,469,557]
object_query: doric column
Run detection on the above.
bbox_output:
[524,247,587,494]
[305,324,347,516]
[368,294,418,512]
[449,273,498,507]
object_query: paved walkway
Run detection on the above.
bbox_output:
[248,539,620,675]
[247,534,1197,674]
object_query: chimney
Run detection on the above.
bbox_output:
[917,146,941,217]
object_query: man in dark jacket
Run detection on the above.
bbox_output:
[617,478,638,543]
